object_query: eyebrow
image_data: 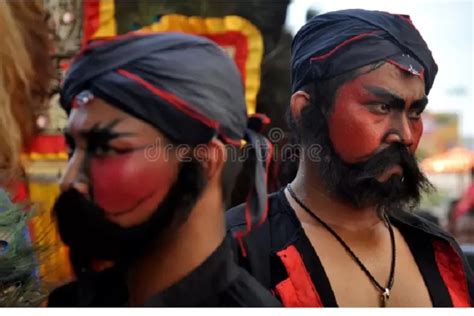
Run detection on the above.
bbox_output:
[410,96,429,113]
[364,86,405,110]
[64,119,136,145]
[364,85,428,112]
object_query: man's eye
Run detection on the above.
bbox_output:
[89,144,133,157]
[368,103,390,114]
[408,110,423,120]
[90,145,119,157]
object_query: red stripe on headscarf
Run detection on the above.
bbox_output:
[310,31,380,62]
[116,69,219,130]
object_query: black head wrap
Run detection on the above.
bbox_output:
[60,32,271,235]
[291,9,438,94]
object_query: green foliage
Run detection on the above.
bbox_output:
[0,191,48,307]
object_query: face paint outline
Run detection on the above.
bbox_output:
[327,63,427,164]
[103,190,156,218]
[61,98,181,227]
[64,118,145,201]
[87,130,179,220]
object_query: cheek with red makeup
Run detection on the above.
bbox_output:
[327,79,425,162]
[328,85,389,163]
[89,150,177,217]
[409,119,423,153]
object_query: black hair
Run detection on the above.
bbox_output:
[221,146,244,208]
[288,61,385,147]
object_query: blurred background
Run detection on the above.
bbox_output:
[16,0,473,283]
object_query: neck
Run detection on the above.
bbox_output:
[289,157,382,231]
[127,184,225,306]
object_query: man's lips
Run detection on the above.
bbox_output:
[376,164,403,182]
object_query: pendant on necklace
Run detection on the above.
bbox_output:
[381,288,390,307]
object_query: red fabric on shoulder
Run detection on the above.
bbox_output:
[433,240,470,307]
[275,245,323,307]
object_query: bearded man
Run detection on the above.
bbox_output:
[227,9,473,307]
[47,33,279,307]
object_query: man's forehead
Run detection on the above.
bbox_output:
[67,109,120,135]
[67,98,128,132]
[350,63,426,100]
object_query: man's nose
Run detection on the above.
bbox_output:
[385,116,414,148]
[59,151,90,197]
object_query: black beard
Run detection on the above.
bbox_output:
[316,141,433,212]
[52,159,206,275]
[299,107,433,213]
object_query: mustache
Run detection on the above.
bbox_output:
[350,144,420,182]
[319,139,434,211]
[52,188,141,259]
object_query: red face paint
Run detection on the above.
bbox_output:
[410,119,423,152]
[62,98,184,227]
[328,83,385,162]
[89,150,177,215]
[327,64,425,163]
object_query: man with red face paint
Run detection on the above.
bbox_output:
[47,33,279,307]
[227,9,474,307]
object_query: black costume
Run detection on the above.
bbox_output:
[227,190,474,307]
[49,239,280,307]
